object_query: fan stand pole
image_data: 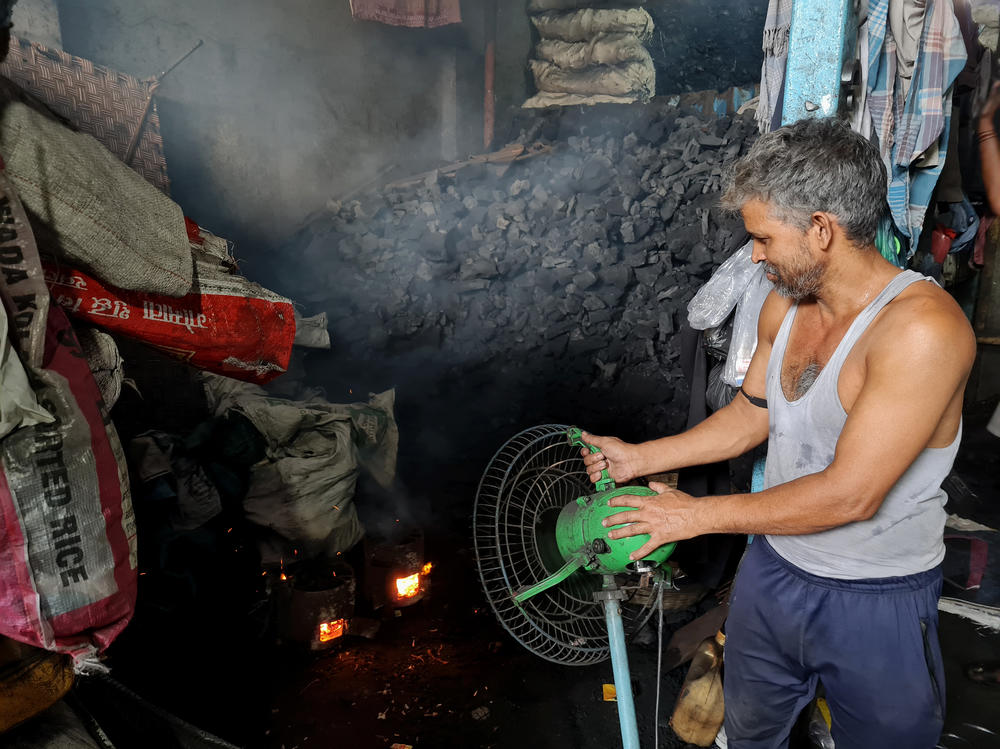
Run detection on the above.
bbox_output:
[600,575,640,749]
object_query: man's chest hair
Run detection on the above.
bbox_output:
[782,360,823,401]
[779,311,867,403]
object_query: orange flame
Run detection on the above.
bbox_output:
[421,562,433,576]
[395,573,421,599]
[318,619,345,642]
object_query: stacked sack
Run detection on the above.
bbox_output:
[0,51,316,685]
[524,1,655,108]
[0,80,302,387]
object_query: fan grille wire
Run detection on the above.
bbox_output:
[474,424,649,665]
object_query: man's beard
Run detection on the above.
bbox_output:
[765,241,824,301]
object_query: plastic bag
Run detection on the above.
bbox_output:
[687,240,756,330]
[703,322,731,362]
[722,262,772,387]
[707,362,738,412]
[807,701,835,749]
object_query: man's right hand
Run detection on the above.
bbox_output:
[579,431,643,485]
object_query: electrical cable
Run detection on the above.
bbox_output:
[65,692,117,749]
[628,577,664,639]
[654,580,664,749]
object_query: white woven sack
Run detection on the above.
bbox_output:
[531,8,654,42]
[535,33,652,69]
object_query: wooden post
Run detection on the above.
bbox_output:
[970,219,1000,401]
[483,0,497,151]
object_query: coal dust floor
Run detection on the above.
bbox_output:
[264,535,690,749]
[83,401,998,749]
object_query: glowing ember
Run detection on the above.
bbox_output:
[280,573,287,581]
[318,619,345,642]
[421,562,433,576]
[395,573,421,599]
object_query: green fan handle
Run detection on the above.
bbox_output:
[567,426,615,492]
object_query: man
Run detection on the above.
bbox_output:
[581,117,975,748]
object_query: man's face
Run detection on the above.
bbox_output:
[740,199,824,301]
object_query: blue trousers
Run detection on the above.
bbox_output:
[723,536,945,749]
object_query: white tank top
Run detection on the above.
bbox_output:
[763,269,959,579]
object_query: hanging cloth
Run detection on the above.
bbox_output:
[756,0,794,133]
[349,0,461,28]
[868,0,967,253]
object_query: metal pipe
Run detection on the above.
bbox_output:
[125,39,203,165]
[604,575,640,749]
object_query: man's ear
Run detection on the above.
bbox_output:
[809,212,836,252]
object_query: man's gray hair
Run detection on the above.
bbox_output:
[721,117,888,246]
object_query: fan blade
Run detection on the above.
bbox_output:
[512,552,589,604]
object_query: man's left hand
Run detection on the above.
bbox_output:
[602,482,704,560]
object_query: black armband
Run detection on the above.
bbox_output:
[740,386,767,409]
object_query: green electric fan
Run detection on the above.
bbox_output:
[474,425,677,749]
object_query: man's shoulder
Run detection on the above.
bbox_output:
[872,277,975,365]
[880,276,968,329]
[758,289,794,342]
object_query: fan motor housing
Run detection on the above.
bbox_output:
[556,486,676,574]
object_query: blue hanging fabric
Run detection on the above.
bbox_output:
[938,197,980,255]
[747,452,767,545]
[866,0,968,257]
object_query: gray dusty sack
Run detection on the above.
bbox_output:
[0,99,193,297]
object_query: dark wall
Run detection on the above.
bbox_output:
[50,1,766,501]
[52,0,764,270]
[647,0,766,95]
[56,0,531,266]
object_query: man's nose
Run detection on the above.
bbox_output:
[750,242,766,264]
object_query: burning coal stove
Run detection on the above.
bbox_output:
[274,562,355,650]
[363,528,431,611]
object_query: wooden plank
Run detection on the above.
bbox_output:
[662,602,729,672]
[970,222,1000,401]
[384,143,552,191]
[974,220,1000,338]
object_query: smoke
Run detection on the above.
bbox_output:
[270,102,758,533]
[55,0,766,530]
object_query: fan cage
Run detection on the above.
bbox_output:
[474,424,653,666]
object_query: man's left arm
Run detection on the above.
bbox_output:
[606,298,976,559]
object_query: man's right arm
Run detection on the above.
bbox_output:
[582,289,787,483]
